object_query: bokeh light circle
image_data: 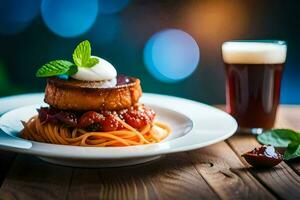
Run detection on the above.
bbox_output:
[0,0,40,35]
[99,0,131,15]
[144,29,200,83]
[41,0,98,38]
[87,15,120,45]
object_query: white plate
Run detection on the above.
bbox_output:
[0,93,237,167]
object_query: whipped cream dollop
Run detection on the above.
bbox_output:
[71,56,117,83]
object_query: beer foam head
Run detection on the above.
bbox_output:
[222,41,287,64]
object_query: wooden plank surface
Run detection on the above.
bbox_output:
[0,143,277,200]
[68,152,218,200]
[0,153,219,200]
[1,105,300,200]
[216,105,300,200]
[0,151,15,187]
[0,119,16,187]
[217,105,300,174]
[275,106,300,174]
[227,136,300,200]
[0,155,73,200]
[188,142,274,199]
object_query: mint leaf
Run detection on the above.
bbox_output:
[73,40,91,67]
[85,57,99,68]
[72,40,98,68]
[257,129,300,147]
[36,40,97,78]
[284,141,300,160]
[66,65,78,76]
[36,60,75,77]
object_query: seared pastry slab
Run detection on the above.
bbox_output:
[44,76,142,111]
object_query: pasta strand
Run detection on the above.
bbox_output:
[21,116,171,147]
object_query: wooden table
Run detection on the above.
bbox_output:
[0,105,299,200]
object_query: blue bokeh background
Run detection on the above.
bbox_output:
[144,29,200,82]
[0,0,299,104]
[41,0,98,38]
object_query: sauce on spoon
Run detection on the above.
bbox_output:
[242,145,283,167]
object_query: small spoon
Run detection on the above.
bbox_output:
[242,145,283,167]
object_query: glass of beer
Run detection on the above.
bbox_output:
[222,40,287,134]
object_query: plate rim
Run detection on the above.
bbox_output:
[0,93,237,159]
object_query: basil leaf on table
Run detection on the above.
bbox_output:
[257,129,300,160]
[257,129,300,147]
[284,142,300,160]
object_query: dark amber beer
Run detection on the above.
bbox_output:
[222,41,287,133]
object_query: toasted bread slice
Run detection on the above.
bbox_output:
[44,76,142,111]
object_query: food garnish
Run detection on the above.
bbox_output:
[257,129,300,160]
[242,145,283,167]
[21,40,171,147]
[36,40,98,77]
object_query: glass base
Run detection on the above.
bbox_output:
[238,127,265,135]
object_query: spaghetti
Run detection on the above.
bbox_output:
[21,115,171,147]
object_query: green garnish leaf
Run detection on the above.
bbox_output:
[85,57,99,68]
[284,141,300,160]
[72,40,91,67]
[36,60,76,77]
[72,40,98,68]
[67,65,78,76]
[36,40,97,78]
[257,129,300,147]
[257,129,300,160]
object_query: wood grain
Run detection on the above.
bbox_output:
[188,141,275,200]
[216,105,300,174]
[275,106,300,174]
[216,105,300,200]
[0,155,73,200]
[67,153,218,200]
[227,136,300,200]
[0,151,15,187]
[1,105,300,200]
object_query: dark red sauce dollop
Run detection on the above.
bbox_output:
[116,75,132,85]
[242,145,283,167]
[37,104,155,132]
